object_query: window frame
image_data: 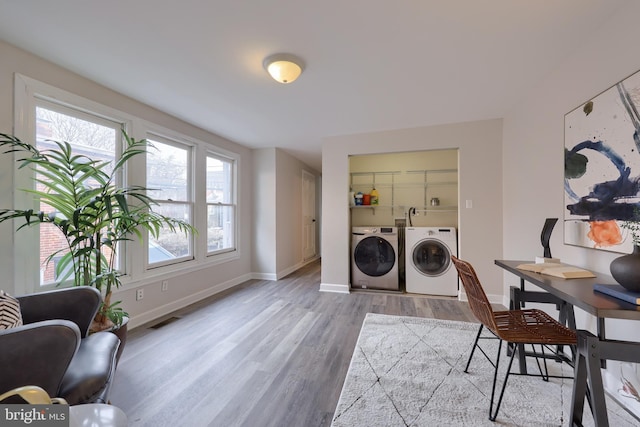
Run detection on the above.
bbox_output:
[206,151,238,256]
[34,100,124,287]
[145,130,196,269]
[13,74,134,295]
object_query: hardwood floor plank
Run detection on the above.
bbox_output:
[110,260,480,426]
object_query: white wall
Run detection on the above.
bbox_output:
[502,3,640,337]
[252,148,277,277]
[253,147,321,279]
[321,119,504,299]
[0,40,254,328]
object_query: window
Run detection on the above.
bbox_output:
[35,103,120,286]
[14,74,242,294]
[146,137,193,265]
[206,154,236,254]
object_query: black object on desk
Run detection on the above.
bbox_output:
[541,218,558,259]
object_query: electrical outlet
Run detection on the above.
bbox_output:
[162,280,168,292]
[136,288,144,301]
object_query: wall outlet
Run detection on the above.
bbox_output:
[161,280,168,292]
[136,288,144,301]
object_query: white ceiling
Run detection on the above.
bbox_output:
[0,0,630,171]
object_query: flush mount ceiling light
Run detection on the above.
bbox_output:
[263,53,304,84]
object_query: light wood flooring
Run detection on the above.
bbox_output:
[110,260,478,427]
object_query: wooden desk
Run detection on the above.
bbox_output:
[496,259,640,427]
[495,260,640,324]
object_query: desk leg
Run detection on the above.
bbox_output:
[558,302,573,328]
[598,318,606,369]
[571,331,609,427]
[571,341,588,427]
[571,330,640,426]
[558,301,576,358]
[597,318,606,338]
[509,286,528,374]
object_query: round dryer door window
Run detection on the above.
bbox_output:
[354,236,396,277]
[411,239,451,277]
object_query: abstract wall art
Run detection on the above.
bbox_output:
[565,69,640,253]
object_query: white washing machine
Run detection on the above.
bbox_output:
[405,227,458,296]
[351,226,399,291]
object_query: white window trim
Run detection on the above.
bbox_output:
[205,151,238,257]
[144,131,195,270]
[12,74,243,295]
[140,121,241,271]
[13,74,134,295]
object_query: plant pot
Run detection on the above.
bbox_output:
[111,316,128,366]
[610,245,640,292]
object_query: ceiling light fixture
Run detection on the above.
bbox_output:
[263,53,304,84]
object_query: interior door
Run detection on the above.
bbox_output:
[302,170,317,260]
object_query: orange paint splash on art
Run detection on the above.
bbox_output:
[587,220,622,248]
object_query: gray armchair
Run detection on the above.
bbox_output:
[0,287,120,404]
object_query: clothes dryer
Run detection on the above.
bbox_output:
[351,226,399,291]
[405,227,458,296]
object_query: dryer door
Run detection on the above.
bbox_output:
[354,236,396,277]
[411,239,451,277]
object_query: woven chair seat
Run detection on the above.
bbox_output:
[491,309,577,345]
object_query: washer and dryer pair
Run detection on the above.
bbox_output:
[351,226,458,295]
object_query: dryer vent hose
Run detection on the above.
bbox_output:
[408,207,416,227]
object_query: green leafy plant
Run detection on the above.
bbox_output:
[0,131,196,332]
[621,221,640,246]
[620,207,640,246]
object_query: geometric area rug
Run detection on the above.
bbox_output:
[331,313,638,427]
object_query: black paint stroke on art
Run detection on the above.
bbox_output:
[565,83,640,222]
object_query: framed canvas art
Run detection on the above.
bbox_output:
[564,69,640,253]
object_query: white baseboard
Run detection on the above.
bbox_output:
[251,256,320,281]
[320,283,350,293]
[459,291,503,306]
[127,273,252,330]
[275,262,302,280]
[251,272,278,281]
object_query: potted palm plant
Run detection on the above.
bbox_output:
[0,130,195,333]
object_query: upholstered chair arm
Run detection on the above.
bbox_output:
[18,287,101,337]
[0,320,80,402]
[60,331,120,405]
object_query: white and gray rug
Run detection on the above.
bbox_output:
[331,313,638,427]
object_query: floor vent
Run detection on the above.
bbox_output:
[149,316,181,329]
